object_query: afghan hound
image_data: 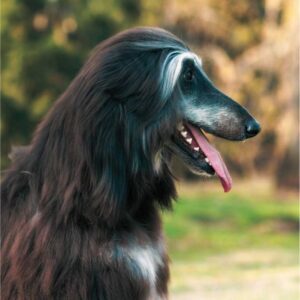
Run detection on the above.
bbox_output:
[1,27,260,300]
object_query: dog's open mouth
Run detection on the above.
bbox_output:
[171,122,232,192]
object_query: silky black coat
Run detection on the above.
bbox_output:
[1,27,260,300]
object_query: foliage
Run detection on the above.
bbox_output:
[1,0,142,168]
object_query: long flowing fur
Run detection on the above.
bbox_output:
[1,26,262,299]
[1,27,193,299]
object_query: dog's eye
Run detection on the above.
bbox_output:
[183,68,194,81]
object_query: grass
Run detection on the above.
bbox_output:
[162,177,299,299]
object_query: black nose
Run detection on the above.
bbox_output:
[245,119,261,138]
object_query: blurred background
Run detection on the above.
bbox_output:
[1,0,299,299]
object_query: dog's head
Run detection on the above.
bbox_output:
[164,51,261,192]
[82,27,260,193]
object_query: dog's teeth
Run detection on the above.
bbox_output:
[186,138,192,144]
[193,147,199,152]
[205,157,212,166]
[181,131,188,138]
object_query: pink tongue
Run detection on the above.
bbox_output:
[186,123,232,192]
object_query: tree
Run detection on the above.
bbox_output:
[1,0,142,168]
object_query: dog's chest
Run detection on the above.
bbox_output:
[123,239,167,299]
[110,232,168,300]
[126,244,161,286]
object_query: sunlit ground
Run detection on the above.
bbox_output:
[163,177,299,300]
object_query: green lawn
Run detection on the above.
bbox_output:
[163,178,299,299]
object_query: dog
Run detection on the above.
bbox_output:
[1,27,260,300]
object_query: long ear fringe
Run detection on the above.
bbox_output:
[11,96,131,227]
[84,100,129,226]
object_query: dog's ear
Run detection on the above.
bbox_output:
[84,101,128,227]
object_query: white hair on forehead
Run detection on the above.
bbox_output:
[160,51,202,100]
[133,39,202,100]
[161,50,202,99]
